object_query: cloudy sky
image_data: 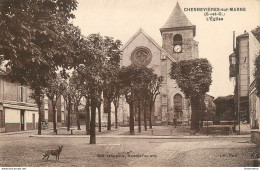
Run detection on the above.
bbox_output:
[72,0,260,98]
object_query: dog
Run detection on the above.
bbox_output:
[42,145,63,161]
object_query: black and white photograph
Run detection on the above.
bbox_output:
[0,0,260,168]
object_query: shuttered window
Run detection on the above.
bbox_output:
[18,86,26,102]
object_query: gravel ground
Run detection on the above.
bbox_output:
[173,147,258,167]
[40,124,251,136]
[0,133,258,167]
[42,125,202,136]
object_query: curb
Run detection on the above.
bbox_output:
[29,134,251,139]
[0,130,37,136]
[0,127,76,136]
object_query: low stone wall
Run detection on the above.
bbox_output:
[251,131,260,146]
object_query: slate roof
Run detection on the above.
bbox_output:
[160,2,194,29]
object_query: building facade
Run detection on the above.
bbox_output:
[229,26,260,130]
[249,27,260,129]
[118,2,199,125]
[0,69,38,133]
[0,68,67,133]
[40,95,66,129]
[229,31,250,125]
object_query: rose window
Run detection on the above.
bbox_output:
[130,47,152,66]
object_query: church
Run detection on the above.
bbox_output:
[118,2,199,125]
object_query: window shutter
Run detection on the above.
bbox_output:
[23,87,26,102]
[17,86,21,102]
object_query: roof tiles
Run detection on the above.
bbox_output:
[161,2,193,29]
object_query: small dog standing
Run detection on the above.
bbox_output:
[42,145,63,161]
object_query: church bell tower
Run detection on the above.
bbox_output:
[160,2,198,61]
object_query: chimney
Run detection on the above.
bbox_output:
[233,31,236,51]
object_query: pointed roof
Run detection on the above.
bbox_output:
[121,28,176,62]
[160,2,195,35]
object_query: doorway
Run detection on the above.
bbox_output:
[0,110,4,132]
[174,94,183,119]
[20,110,25,131]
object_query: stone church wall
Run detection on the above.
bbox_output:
[120,31,163,122]
[119,30,193,124]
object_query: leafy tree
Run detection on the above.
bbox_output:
[0,0,78,135]
[79,77,91,135]
[61,79,73,131]
[45,74,65,132]
[214,95,235,122]
[30,87,44,135]
[84,96,90,135]
[102,37,122,130]
[70,70,84,130]
[254,53,260,97]
[119,65,138,135]
[170,58,212,134]
[135,68,159,132]
[146,76,163,129]
[119,64,159,134]
[113,79,121,129]
[204,99,216,121]
[76,34,107,144]
[75,35,121,140]
[96,89,102,132]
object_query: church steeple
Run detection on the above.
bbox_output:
[160,2,196,36]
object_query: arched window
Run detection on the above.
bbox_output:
[173,34,182,45]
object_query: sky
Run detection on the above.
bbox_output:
[72,0,260,98]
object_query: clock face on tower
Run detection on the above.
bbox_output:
[174,45,182,53]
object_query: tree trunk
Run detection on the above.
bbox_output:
[114,102,118,129]
[107,102,111,130]
[75,103,81,130]
[190,96,200,135]
[200,103,204,128]
[52,101,57,132]
[90,98,97,144]
[149,103,153,129]
[138,101,141,133]
[129,103,135,135]
[38,105,42,135]
[67,96,71,131]
[144,102,147,131]
[98,104,101,132]
[200,98,205,128]
[85,99,90,135]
